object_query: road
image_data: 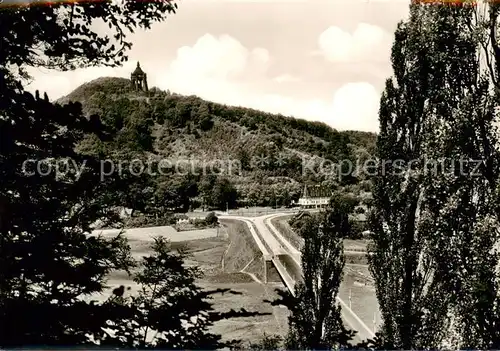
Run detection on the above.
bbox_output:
[251,216,289,255]
[219,211,376,343]
[262,213,375,343]
[219,214,287,255]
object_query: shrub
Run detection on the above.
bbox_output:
[125,214,176,228]
[362,197,374,208]
[348,220,367,240]
[205,212,218,226]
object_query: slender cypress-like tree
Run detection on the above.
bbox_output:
[0,0,179,344]
[275,194,355,350]
[418,4,500,348]
[370,2,500,349]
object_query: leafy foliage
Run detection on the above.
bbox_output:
[94,237,266,349]
[0,72,135,346]
[0,0,178,71]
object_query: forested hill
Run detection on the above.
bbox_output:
[57,77,376,210]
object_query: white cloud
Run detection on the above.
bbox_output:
[330,82,380,132]
[158,33,379,131]
[273,74,301,83]
[317,23,392,63]
[156,33,272,104]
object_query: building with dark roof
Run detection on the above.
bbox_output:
[131,61,148,92]
[296,184,332,209]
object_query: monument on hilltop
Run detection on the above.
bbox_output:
[130,61,148,92]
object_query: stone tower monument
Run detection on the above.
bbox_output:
[130,61,148,92]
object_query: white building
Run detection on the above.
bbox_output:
[296,185,332,209]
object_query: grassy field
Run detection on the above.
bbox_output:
[344,239,369,252]
[97,221,288,345]
[219,219,262,274]
[271,215,304,250]
[340,266,381,333]
[345,251,369,265]
[220,219,282,284]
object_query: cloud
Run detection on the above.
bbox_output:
[330,82,380,132]
[316,23,392,63]
[167,34,270,83]
[157,33,273,104]
[158,34,379,131]
[273,74,301,83]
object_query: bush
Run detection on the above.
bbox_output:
[175,214,189,221]
[191,219,206,228]
[362,197,374,208]
[205,212,218,226]
[289,211,312,231]
[199,116,214,131]
[343,194,360,209]
[348,219,367,239]
[246,333,283,350]
[362,230,373,239]
[125,214,177,228]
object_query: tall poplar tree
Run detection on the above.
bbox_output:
[275,194,355,350]
[370,1,500,349]
[419,4,500,348]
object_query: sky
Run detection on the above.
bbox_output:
[26,0,411,133]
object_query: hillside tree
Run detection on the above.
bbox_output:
[419,3,500,348]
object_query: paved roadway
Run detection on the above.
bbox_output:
[260,214,302,264]
[263,213,375,343]
[219,214,288,255]
[219,211,376,344]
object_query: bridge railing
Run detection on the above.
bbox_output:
[276,255,302,282]
[272,258,296,296]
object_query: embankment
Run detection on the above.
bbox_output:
[220,219,280,283]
